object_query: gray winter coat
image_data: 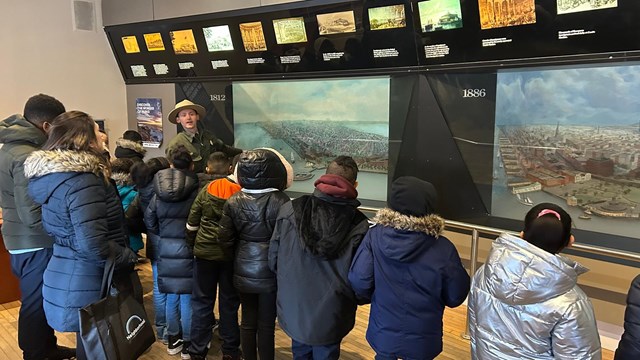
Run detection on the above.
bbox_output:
[469,233,601,360]
[0,115,52,250]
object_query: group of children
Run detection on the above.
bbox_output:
[113,130,607,360]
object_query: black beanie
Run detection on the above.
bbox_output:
[388,176,438,217]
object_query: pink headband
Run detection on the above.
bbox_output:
[537,209,561,221]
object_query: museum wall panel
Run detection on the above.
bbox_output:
[1,0,128,155]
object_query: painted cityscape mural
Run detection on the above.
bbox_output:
[492,64,640,239]
[233,77,390,201]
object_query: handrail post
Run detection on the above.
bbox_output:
[462,228,480,340]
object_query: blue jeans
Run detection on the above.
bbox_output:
[166,293,192,341]
[151,262,167,341]
[291,339,341,360]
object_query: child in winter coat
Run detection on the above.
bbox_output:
[114,130,146,162]
[349,176,470,360]
[185,154,242,360]
[219,148,292,360]
[144,146,199,358]
[127,156,170,342]
[197,151,232,189]
[468,202,601,360]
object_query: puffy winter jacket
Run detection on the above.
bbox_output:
[144,167,199,294]
[349,208,470,360]
[615,274,640,360]
[113,172,143,252]
[219,149,290,294]
[25,150,137,332]
[187,176,241,261]
[269,188,369,345]
[0,114,53,250]
[469,233,601,360]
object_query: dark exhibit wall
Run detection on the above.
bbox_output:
[113,0,640,255]
[105,0,640,83]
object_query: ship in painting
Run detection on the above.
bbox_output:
[516,193,533,206]
[579,209,592,220]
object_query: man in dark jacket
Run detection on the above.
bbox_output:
[0,94,75,360]
[269,156,370,360]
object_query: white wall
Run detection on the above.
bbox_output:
[0,0,127,153]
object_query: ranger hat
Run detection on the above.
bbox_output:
[168,99,206,124]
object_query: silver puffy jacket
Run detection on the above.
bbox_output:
[469,233,601,360]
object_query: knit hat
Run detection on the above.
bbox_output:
[388,176,437,217]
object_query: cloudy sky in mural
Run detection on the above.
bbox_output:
[496,64,640,126]
[233,77,390,123]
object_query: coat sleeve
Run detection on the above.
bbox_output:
[268,204,291,273]
[468,271,481,359]
[218,200,237,248]
[144,195,160,235]
[13,157,45,230]
[186,188,207,248]
[348,228,376,304]
[615,275,640,360]
[125,195,147,234]
[552,299,602,360]
[441,244,471,307]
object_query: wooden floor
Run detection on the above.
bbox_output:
[0,260,614,360]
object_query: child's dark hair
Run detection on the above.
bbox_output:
[523,203,572,254]
[111,158,134,174]
[326,155,359,184]
[207,151,231,175]
[130,157,170,188]
[123,130,143,143]
[169,145,193,171]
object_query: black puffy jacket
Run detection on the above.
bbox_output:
[616,274,640,360]
[219,149,291,294]
[144,168,199,294]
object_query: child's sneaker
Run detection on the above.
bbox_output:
[167,335,184,355]
[181,341,191,359]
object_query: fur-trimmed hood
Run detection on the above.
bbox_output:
[372,208,445,262]
[25,150,109,207]
[24,150,107,179]
[114,138,146,160]
[374,208,444,237]
[111,171,133,187]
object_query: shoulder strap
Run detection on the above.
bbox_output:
[100,256,116,298]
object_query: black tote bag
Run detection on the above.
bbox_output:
[79,257,155,359]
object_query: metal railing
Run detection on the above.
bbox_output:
[359,206,640,339]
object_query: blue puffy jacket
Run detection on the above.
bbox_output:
[25,150,137,332]
[144,167,199,294]
[349,208,470,360]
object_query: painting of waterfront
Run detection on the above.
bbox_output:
[493,64,640,239]
[233,77,389,201]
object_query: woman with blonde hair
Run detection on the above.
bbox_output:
[24,111,138,359]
